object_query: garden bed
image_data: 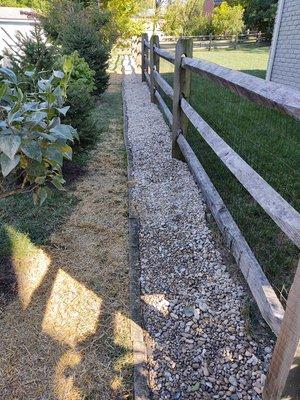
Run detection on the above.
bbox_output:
[0,65,133,399]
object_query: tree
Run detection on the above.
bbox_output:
[243,0,277,37]
[212,1,244,36]
[0,0,49,10]
[227,0,277,37]
[101,0,145,40]
[163,0,207,36]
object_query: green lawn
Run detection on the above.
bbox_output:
[159,44,300,297]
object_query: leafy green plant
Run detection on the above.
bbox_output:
[0,63,78,205]
[212,1,245,36]
[58,11,110,94]
[55,51,98,148]
[162,0,209,36]
[56,51,95,95]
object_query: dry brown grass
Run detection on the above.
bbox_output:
[0,73,133,399]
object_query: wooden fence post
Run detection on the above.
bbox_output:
[234,35,238,50]
[172,37,193,159]
[209,33,213,51]
[150,35,160,103]
[263,260,300,400]
[141,33,148,83]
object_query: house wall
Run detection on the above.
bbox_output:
[203,0,214,15]
[267,0,300,90]
[0,20,35,55]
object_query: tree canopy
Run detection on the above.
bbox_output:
[212,1,244,35]
[163,0,206,36]
[227,0,278,37]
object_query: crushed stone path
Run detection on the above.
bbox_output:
[123,57,274,400]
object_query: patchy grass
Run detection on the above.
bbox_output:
[159,43,300,296]
[0,53,133,399]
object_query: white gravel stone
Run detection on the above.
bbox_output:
[123,57,273,400]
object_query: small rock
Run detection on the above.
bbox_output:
[229,375,237,386]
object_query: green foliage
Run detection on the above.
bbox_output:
[56,52,98,148]
[227,0,277,37]
[3,24,59,80]
[56,51,96,95]
[163,0,208,36]
[0,65,78,205]
[0,0,49,11]
[102,0,145,40]
[244,0,277,38]
[42,1,110,94]
[212,1,245,35]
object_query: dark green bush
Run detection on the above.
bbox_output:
[58,10,110,94]
[55,52,99,148]
[42,1,111,95]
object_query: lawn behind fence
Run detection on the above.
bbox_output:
[159,43,300,298]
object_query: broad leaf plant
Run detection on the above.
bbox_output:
[0,57,78,205]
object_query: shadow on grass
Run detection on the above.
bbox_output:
[0,222,144,399]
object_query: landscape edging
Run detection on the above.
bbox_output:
[122,63,152,400]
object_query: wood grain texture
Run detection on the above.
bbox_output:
[177,133,284,336]
[172,38,193,158]
[141,34,148,83]
[182,57,300,121]
[150,36,157,103]
[153,45,176,64]
[263,260,300,399]
[155,91,173,126]
[153,70,174,98]
[181,98,300,247]
[144,71,151,89]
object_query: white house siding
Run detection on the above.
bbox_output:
[0,8,36,57]
[267,0,300,90]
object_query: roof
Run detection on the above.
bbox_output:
[0,7,35,21]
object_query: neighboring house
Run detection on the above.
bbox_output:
[203,0,222,15]
[266,0,300,90]
[0,7,36,56]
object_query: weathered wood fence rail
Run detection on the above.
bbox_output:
[134,33,300,399]
[162,31,267,50]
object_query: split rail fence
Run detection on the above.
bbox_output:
[162,31,266,50]
[133,33,300,399]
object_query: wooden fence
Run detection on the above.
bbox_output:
[134,33,300,399]
[162,31,267,50]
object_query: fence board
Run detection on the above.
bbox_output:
[153,70,174,98]
[172,38,193,158]
[139,33,300,397]
[144,71,151,89]
[181,98,300,248]
[153,45,175,64]
[155,91,173,127]
[182,57,300,120]
[263,260,300,399]
[177,133,284,336]
[141,33,148,83]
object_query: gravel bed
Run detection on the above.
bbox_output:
[123,57,274,400]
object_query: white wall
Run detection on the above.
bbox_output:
[0,20,36,56]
